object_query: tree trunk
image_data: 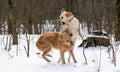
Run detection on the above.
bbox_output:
[91,0,102,31]
[39,20,42,34]
[0,23,2,34]
[7,0,18,44]
[28,18,33,34]
[33,17,38,34]
[65,0,73,11]
[86,20,91,34]
[115,0,120,41]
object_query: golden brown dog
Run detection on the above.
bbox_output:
[59,8,86,43]
[36,32,77,64]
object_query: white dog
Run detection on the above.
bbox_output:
[59,8,86,43]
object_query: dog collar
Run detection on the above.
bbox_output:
[69,17,74,22]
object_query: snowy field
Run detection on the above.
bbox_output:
[0,35,120,72]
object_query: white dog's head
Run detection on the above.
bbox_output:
[59,8,73,25]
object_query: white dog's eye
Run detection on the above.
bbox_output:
[61,17,63,19]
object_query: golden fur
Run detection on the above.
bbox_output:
[36,32,77,64]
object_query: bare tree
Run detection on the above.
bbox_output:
[6,0,18,44]
[115,0,120,41]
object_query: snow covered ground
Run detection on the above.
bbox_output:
[0,35,120,72]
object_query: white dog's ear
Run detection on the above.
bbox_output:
[65,12,73,17]
[61,8,65,13]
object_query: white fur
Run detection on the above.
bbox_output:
[59,10,86,43]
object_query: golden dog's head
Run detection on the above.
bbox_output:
[59,8,73,25]
[59,33,74,46]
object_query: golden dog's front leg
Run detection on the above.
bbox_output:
[70,50,77,63]
[68,51,72,63]
[60,50,66,64]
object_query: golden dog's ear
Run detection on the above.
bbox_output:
[61,8,65,13]
[65,12,73,17]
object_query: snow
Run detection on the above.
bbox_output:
[0,35,120,72]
